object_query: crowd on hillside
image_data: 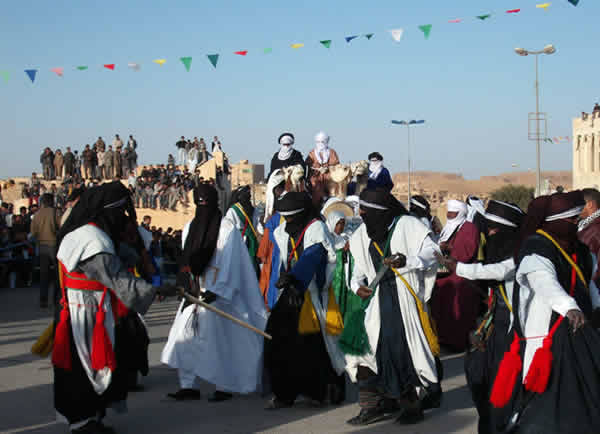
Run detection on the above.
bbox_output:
[36,134,228,213]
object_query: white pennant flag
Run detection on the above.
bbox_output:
[389,28,404,42]
[128,62,141,71]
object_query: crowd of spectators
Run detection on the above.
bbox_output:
[40,134,139,181]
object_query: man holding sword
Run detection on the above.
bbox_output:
[341,188,442,426]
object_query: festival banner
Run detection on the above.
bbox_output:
[2,1,583,84]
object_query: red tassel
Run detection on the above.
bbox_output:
[90,295,116,372]
[52,302,72,370]
[524,335,554,393]
[490,333,522,408]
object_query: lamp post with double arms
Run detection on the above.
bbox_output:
[514,44,556,196]
[391,119,425,205]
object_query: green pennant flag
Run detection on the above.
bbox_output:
[180,57,192,71]
[264,48,273,54]
[568,0,579,5]
[207,54,219,68]
[320,40,332,48]
[76,66,88,71]
[418,24,432,39]
[0,71,9,82]
[365,33,374,40]
[476,14,492,20]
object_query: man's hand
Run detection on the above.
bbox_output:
[566,309,586,333]
[435,252,457,273]
[201,290,217,304]
[384,253,407,269]
[343,241,350,252]
[357,286,373,300]
[156,284,178,301]
[439,241,450,255]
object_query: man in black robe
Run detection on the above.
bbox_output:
[268,133,305,178]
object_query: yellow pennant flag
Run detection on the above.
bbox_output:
[536,3,551,9]
[291,43,304,49]
[153,59,167,65]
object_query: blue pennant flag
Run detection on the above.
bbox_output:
[25,69,37,83]
[345,35,359,43]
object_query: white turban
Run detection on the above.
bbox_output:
[326,210,348,250]
[466,196,486,223]
[314,131,330,164]
[439,199,468,243]
[265,169,285,222]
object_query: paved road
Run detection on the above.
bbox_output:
[0,287,477,433]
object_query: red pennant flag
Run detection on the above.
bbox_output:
[103,64,115,70]
[234,51,248,56]
[506,9,521,13]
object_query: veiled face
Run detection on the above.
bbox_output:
[447,211,458,220]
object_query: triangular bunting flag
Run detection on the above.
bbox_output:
[25,69,37,83]
[448,19,462,23]
[418,24,432,39]
[51,67,64,77]
[345,35,358,43]
[207,54,219,68]
[103,64,115,70]
[365,33,374,40]
[234,51,248,56]
[76,66,88,71]
[153,59,166,66]
[0,71,9,82]
[291,43,304,49]
[536,3,551,9]
[180,57,192,71]
[389,29,404,42]
[320,40,332,48]
[264,48,273,54]
[568,0,579,6]
[476,14,492,20]
[506,9,521,13]
[128,62,141,71]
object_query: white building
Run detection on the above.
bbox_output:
[573,105,600,190]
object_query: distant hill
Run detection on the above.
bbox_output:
[391,170,571,197]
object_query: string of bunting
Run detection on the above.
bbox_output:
[544,136,571,144]
[2,0,581,84]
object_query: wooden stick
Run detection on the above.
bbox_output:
[178,289,272,340]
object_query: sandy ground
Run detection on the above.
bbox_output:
[0,286,478,434]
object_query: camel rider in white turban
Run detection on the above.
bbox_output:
[306,131,340,206]
[269,133,305,178]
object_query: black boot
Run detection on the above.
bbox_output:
[166,388,201,401]
[208,391,233,402]
[346,407,387,426]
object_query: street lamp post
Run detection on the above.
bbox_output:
[391,119,425,205]
[514,44,556,196]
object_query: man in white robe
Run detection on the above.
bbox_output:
[161,184,267,402]
[342,188,441,426]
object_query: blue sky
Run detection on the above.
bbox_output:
[0,0,597,179]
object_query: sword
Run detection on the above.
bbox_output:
[178,288,272,340]
[368,263,390,290]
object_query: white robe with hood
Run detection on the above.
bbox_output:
[161,218,268,393]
